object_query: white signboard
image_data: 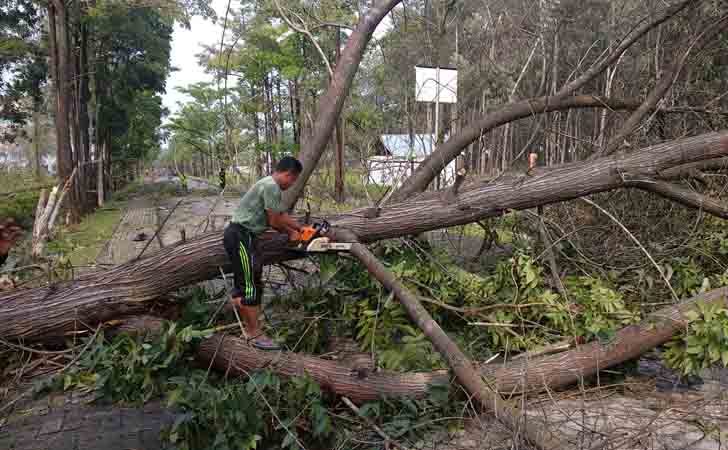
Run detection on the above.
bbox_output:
[415,66,457,103]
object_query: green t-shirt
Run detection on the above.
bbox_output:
[232,176,284,234]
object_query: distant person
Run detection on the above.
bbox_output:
[219,166,226,191]
[178,171,188,193]
[0,219,22,267]
[224,156,304,350]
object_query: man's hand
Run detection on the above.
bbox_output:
[288,229,301,242]
[0,219,23,256]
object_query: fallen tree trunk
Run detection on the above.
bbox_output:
[116,285,728,402]
[114,315,450,403]
[1,132,727,342]
[482,286,728,394]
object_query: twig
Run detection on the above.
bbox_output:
[132,199,183,262]
[273,0,333,77]
[443,167,467,204]
[0,339,75,356]
[241,367,309,450]
[580,197,679,302]
[217,267,247,339]
[0,325,101,417]
[341,396,408,450]
[0,264,46,275]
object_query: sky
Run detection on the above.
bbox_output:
[163,2,395,118]
[162,0,229,116]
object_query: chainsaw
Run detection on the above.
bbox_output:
[296,220,352,252]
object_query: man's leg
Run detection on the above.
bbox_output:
[223,224,246,318]
[238,234,280,350]
[239,259,264,336]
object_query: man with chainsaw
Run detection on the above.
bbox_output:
[223,156,306,350]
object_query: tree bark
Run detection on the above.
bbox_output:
[282,0,403,210]
[48,1,74,194]
[334,26,345,204]
[1,132,727,342]
[114,316,449,404]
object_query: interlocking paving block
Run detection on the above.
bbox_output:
[37,416,63,435]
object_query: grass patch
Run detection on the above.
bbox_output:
[0,170,55,228]
[47,202,125,266]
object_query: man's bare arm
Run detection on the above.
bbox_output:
[266,210,302,234]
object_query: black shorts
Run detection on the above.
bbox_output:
[223,223,262,305]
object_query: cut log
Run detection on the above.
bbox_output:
[481,286,728,394]
[1,132,728,342]
[114,315,450,404]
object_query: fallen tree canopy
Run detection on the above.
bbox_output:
[1,132,728,342]
[112,285,728,402]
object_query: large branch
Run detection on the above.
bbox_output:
[390,96,694,203]
[1,132,727,342]
[282,0,402,210]
[659,156,728,179]
[630,178,728,219]
[555,0,694,98]
[596,13,728,158]
[483,286,728,394]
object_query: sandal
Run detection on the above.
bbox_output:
[251,335,282,351]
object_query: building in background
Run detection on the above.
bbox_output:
[367,134,456,187]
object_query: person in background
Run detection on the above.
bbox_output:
[223,156,304,350]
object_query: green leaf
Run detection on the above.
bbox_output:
[63,375,73,391]
[166,387,183,407]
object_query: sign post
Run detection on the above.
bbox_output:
[415,65,457,148]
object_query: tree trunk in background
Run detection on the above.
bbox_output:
[78,12,91,212]
[97,148,104,207]
[252,84,263,178]
[282,0,405,210]
[48,2,72,191]
[290,80,301,146]
[32,107,42,179]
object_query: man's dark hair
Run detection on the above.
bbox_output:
[275,156,303,175]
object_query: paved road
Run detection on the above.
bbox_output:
[0,393,176,450]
